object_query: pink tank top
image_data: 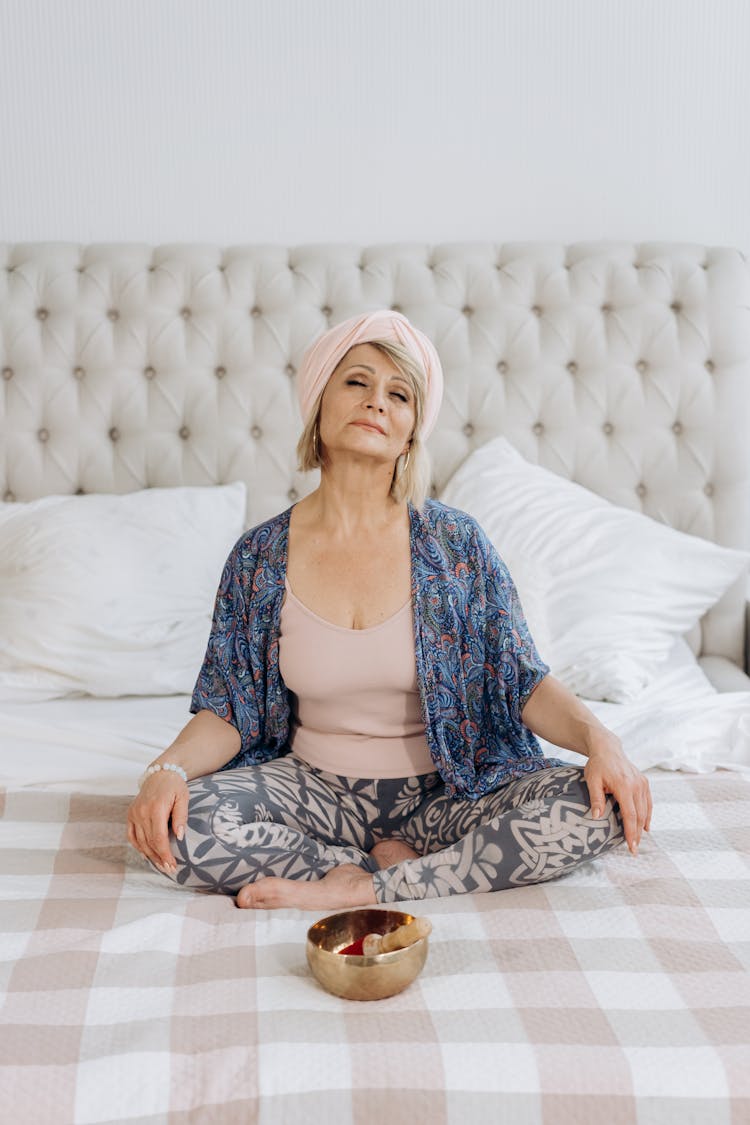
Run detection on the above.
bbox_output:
[278,577,435,778]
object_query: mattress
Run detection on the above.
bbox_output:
[1,641,749,1123]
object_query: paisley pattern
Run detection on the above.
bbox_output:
[190,498,563,800]
[163,759,625,900]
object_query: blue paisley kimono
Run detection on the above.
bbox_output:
[190,498,562,800]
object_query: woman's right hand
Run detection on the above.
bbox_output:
[126,771,189,873]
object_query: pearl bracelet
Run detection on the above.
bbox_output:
[138,762,188,789]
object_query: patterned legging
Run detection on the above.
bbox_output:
[163,755,625,902]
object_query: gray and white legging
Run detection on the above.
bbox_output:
[161,755,626,902]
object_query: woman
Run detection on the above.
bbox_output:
[127,310,652,910]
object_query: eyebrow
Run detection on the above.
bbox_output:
[344,363,411,388]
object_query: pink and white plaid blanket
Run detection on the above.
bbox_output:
[1,771,749,1124]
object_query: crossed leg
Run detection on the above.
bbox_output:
[160,758,624,909]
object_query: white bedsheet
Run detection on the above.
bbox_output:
[1,639,748,794]
[539,637,750,774]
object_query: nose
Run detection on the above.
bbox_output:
[365,385,388,413]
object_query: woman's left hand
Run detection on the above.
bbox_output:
[583,739,653,856]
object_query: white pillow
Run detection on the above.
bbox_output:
[0,483,247,700]
[440,437,750,703]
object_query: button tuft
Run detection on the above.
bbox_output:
[180,307,191,319]
[285,363,295,377]
[636,483,647,497]
[107,309,119,322]
[672,421,683,435]
[463,422,474,437]
[288,487,299,501]
[462,305,473,317]
[2,367,12,381]
[250,306,261,318]
[36,308,48,320]
[321,305,332,318]
[566,361,578,374]
[532,422,544,436]
[531,305,542,317]
[3,490,15,502]
[636,359,647,373]
[73,366,84,380]
[704,483,715,497]
[179,425,190,440]
[215,366,226,379]
[38,428,49,442]
[705,359,714,372]
[670,301,682,313]
[391,304,402,313]
[75,487,85,495]
[108,427,120,442]
[144,366,156,379]
[497,360,508,374]
[603,422,614,435]
[251,425,262,439]
[601,303,612,313]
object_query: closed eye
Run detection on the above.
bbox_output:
[347,378,409,402]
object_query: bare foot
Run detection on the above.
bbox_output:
[236,863,377,911]
[369,839,419,870]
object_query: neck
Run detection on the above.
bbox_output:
[302,475,408,540]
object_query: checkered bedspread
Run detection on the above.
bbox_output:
[1,771,748,1125]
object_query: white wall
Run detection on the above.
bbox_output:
[1,0,748,252]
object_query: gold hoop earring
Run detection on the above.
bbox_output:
[312,420,319,457]
[400,448,411,474]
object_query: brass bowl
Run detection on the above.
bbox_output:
[306,908,429,1001]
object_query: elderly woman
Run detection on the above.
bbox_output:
[127,310,652,910]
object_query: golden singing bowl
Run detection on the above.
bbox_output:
[306,908,429,1001]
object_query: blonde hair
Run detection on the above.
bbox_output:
[295,338,432,511]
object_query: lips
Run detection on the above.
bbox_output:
[352,420,386,435]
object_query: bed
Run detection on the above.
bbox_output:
[1,240,749,1124]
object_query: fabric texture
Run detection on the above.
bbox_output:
[158,758,624,900]
[0,483,247,701]
[441,436,750,703]
[278,574,435,778]
[3,772,749,1123]
[190,498,560,800]
[295,309,445,439]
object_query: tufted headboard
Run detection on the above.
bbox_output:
[2,240,749,672]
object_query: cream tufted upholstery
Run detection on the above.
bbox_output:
[1,241,749,678]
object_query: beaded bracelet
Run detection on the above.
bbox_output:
[138,762,188,789]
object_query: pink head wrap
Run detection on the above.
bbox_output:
[296,310,444,440]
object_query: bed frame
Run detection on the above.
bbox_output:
[2,239,749,686]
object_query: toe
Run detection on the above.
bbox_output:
[236,883,257,909]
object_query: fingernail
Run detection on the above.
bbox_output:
[592,807,602,819]
[176,826,184,841]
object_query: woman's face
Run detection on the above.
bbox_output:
[317,343,416,469]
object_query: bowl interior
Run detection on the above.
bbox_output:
[307,908,416,955]
[306,908,429,1000]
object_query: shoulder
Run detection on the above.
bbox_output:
[413,498,509,580]
[412,498,485,552]
[224,505,292,571]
